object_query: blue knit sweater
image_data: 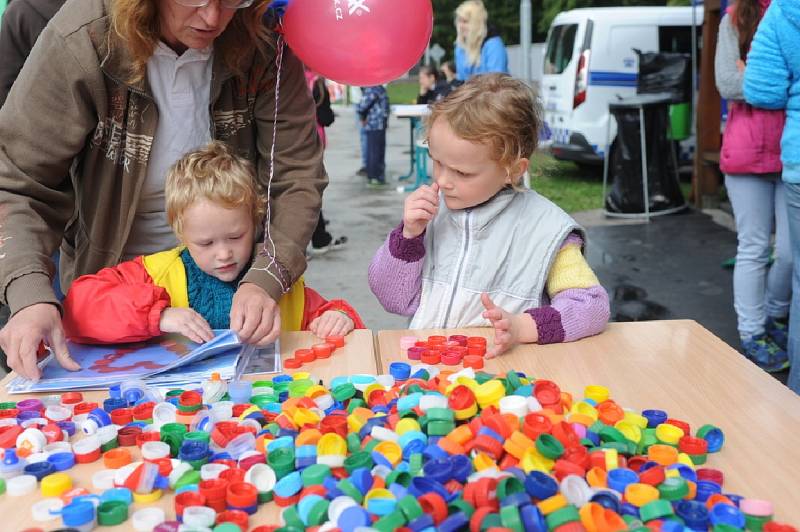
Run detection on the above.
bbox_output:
[743,0,800,183]
[181,249,246,329]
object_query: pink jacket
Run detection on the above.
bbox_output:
[720,102,784,175]
[719,1,784,175]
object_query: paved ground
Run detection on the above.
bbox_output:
[304,106,793,386]
[308,106,742,342]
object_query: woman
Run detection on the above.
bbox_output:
[0,0,327,380]
[416,64,450,105]
[744,0,800,392]
[715,0,790,373]
[453,0,508,81]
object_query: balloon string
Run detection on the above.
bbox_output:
[254,34,289,293]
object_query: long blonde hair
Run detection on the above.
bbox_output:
[455,0,488,67]
[110,0,273,83]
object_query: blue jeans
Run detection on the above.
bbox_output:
[366,129,386,182]
[725,175,792,339]
[783,182,800,393]
[357,109,367,169]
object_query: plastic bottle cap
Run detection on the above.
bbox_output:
[244,463,276,493]
[39,471,72,497]
[7,474,37,496]
[141,440,171,461]
[133,507,165,532]
[183,505,217,528]
[201,463,230,481]
[32,497,64,522]
[93,469,118,491]
[152,402,178,427]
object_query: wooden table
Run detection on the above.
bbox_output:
[377,320,800,524]
[0,329,375,531]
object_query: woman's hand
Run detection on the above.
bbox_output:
[402,182,439,238]
[0,303,80,381]
[159,307,214,344]
[481,293,538,358]
[230,283,281,346]
[309,310,354,338]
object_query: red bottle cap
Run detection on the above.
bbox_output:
[295,349,316,364]
[283,358,302,369]
[325,335,345,348]
[110,408,134,426]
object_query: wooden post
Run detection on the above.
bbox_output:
[692,0,722,208]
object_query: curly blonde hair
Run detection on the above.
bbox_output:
[166,141,267,237]
[455,0,488,67]
[426,74,542,186]
[110,0,272,83]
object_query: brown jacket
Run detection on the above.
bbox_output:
[0,0,327,316]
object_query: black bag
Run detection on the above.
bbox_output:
[635,50,692,104]
[313,78,335,127]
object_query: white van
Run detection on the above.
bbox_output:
[540,6,703,169]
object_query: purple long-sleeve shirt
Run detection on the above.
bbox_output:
[368,224,610,344]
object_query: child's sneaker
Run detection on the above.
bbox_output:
[741,334,790,373]
[367,178,388,189]
[765,316,789,352]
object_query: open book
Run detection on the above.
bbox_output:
[5,330,281,393]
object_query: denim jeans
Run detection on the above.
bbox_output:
[366,129,386,182]
[357,108,367,169]
[725,175,792,339]
[783,182,800,393]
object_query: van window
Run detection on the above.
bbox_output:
[544,24,578,75]
[659,25,698,54]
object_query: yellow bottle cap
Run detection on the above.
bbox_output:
[584,385,610,403]
[475,380,505,408]
[655,423,684,445]
[133,489,163,504]
[317,433,347,456]
[373,441,402,466]
[395,418,421,435]
[537,493,568,515]
[623,411,649,429]
[292,372,311,381]
[41,472,72,497]
[614,420,642,443]
[604,448,619,471]
[570,401,598,421]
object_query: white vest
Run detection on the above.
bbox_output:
[409,189,583,329]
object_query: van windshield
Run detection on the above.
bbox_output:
[544,24,578,75]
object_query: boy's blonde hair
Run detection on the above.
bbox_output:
[455,0,488,67]
[426,73,542,186]
[166,141,266,237]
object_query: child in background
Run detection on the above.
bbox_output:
[63,141,363,344]
[368,74,609,357]
[416,64,451,105]
[357,85,390,188]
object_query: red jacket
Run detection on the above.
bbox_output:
[62,248,364,344]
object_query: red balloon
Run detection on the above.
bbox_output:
[282,0,433,86]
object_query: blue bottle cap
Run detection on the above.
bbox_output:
[109,384,122,400]
[642,409,668,428]
[388,362,411,381]
[47,452,76,472]
[524,471,559,500]
[407,512,435,531]
[61,500,95,527]
[520,504,547,532]
[56,421,76,437]
[695,480,722,502]
[675,500,710,530]
[607,468,639,493]
[423,458,453,484]
[227,380,253,404]
[438,511,469,532]
[620,502,640,518]
[338,505,371,532]
[350,468,374,495]
[501,492,532,508]
[24,460,56,480]
[709,503,746,528]
[450,454,473,483]
[100,487,133,505]
[274,470,302,498]
[590,490,621,513]
[103,397,127,413]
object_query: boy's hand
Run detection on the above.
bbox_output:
[481,293,538,358]
[160,308,214,344]
[309,310,355,339]
[403,182,439,239]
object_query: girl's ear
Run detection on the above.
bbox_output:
[506,158,530,184]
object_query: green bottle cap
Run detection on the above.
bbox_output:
[97,500,128,526]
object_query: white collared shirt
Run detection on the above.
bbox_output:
[123,42,214,260]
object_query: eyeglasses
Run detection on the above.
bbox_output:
[172,0,255,9]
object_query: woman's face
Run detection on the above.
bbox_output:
[158,0,237,53]
[456,15,469,37]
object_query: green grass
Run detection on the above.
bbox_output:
[529,152,692,214]
[386,81,420,105]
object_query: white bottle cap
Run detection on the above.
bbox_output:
[133,507,165,532]
[44,442,72,455]
[45,405,72,422]
[96,425,118,445]
[21,417,50,428]
[72,434,101,455]
[16,428,47,454]
[92,469,117,491]
[152,402,177,428]
[375,374,395,389]
[244,463,276,493]
[7,474,37,496]
[200,463,229,481]
[328,496,358,523]
[182,506,216,528]
[32,497,63,521]
[114,461,141,488]
[25,452,50,464]
[141,441,170,461]
[499,395,528,418]
[168,461,193,489]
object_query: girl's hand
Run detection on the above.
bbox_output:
[160,307,214,344]
[309,310,354,338]
[402,182,439,238]
[480,293,538,358]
